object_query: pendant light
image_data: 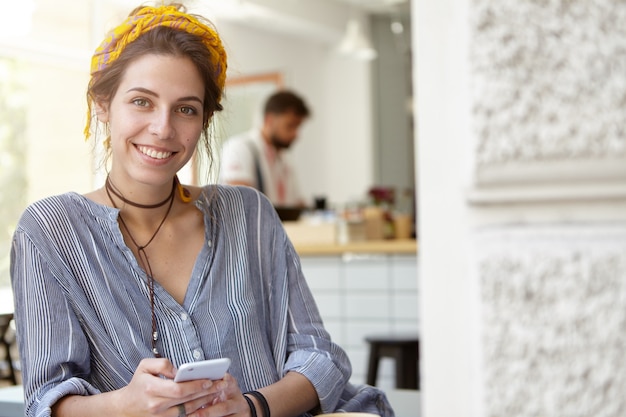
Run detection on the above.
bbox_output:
[337,18,377,61]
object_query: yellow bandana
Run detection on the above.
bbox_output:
[85,5,227,139]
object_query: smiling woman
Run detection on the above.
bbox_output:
[9,3,394,417]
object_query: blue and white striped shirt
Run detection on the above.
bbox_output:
[11,185,393,417]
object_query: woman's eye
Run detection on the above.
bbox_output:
[179,106,198,116]
[132,98,150,107]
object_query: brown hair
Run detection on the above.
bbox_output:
[264,90,311,118]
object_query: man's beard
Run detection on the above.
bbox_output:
[270,135,291,150]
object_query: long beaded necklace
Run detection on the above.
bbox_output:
[105,176,176,357]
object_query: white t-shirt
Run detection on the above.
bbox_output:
[219,129,303,206]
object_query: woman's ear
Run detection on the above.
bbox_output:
[95,101,109,123]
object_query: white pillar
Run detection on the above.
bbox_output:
[414,1,626,416]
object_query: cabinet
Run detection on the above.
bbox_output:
[300,253,419,391]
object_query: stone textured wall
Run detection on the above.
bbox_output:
[471,0,626,167]
[469,1,626,416]
[476,226,626,417]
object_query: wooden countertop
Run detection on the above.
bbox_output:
[294,239,418,256]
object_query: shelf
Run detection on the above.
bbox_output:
[294,239,418,256]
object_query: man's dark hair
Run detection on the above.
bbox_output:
[264,90,311,117]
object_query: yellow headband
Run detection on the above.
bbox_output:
[85,5,227,140]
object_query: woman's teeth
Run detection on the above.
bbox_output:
[138,146,172,160]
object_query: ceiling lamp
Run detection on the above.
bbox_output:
[337,18,377,61]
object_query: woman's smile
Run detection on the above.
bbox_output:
[136,145,175,160]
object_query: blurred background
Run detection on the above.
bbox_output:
[0,0,419,412]
[2,1,626,417]
[0,0,413,287]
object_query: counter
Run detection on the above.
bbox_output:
[296,240,419,391]
[293,239,418,256]
[282,219,417,255]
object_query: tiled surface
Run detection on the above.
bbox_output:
[301,256,342,290]
[322,320,344,346]
[345,294,391,319]
[313,293,343,318]
[301,253,419,390]
[391,257,419,290]
[392,293,419,320]
[344,257,390,290]
[393,321,419,334]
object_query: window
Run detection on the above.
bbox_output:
[0,1,129,299]
[0,58,27,290]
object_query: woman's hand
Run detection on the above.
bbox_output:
[184,373,250,417]
[52,358,247,417]
[187,371,320,417]
[113,358,221,416]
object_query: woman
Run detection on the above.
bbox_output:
[11,3,394,417]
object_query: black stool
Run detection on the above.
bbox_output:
[365,333,419,390]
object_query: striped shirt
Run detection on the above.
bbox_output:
[11,185,393,417]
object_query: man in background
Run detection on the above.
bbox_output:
[219,90,311,207]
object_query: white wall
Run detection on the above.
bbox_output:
[413,1,474,415]
[216,19,375,208]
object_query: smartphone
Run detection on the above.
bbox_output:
[174,357,231,382]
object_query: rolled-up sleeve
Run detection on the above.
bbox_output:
[272,231,352,413]
[11,230,97,417]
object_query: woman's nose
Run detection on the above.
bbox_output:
[148,110,175,139]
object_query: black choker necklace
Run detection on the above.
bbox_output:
[105,176,176,209]
[104,175,178,358]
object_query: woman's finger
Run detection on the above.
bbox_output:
[136,357,178,380]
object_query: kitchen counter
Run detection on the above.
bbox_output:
[293,238,418,256]
[298,240,419,388]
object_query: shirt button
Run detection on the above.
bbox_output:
[180,313,188,320]
[207,240,212,247]
[193,349,202,359]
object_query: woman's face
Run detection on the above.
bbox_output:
[97,53,205,186]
